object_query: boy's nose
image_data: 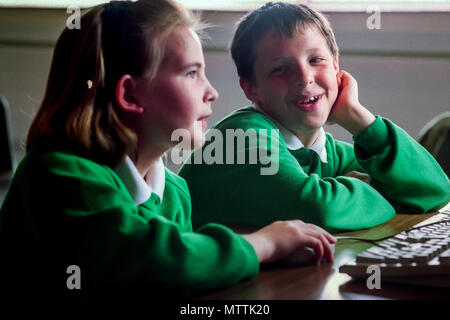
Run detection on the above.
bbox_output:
[295,65,314,87]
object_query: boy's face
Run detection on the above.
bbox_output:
[134,27,218,150]
[241,26,339,135]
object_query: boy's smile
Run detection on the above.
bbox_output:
[242,26,339,146]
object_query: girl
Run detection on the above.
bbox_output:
[0,0,335,297]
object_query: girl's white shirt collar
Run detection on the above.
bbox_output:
[114,156,166,206]
[254,104,328,163]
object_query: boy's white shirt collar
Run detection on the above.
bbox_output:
[254,104,328,163]
[114,156,165,206]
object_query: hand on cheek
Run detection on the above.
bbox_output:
[328,71,376,136]
[328,71,360,122]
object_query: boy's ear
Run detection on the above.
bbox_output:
[115,74,144,114]
[239,78,259,104]
[333,56,340,73]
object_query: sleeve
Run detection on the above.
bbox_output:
[27,152,259,296]
[180,114,396,233]
[330,138,364,176]
[353,116,450,213]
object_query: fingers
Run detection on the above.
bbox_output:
[304,235,333,264]
[303,237,324,265]
[304,223,336,244]
[345,170,372,185]
[336,71,343,89]
[336,70,355,89]
[252,220,336,265]
[299,223,335,264]
[324,232,337,245]
[320,234,335,263]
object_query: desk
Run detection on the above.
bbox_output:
[200,211,450,300]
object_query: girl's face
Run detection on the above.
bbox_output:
[134,27,218,151]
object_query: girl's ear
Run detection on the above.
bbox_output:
[115,74,144,114]
[239,78,259,104]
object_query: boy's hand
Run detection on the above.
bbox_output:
[345,170,371,185]
[328,71,376,136]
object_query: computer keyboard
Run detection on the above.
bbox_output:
[339,207,450,288]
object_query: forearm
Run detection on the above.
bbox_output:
[336,103,376,136]
[242,233,273,263]
[222,164,396,232]
[354,117,450,212]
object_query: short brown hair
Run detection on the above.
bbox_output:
[27,0,200,167]
[231,2,339,84]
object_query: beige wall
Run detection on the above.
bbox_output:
[1,8,450,172]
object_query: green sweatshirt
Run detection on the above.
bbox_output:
[0,144,259,296]
[179,106,450,233]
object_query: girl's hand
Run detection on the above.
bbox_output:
[328,71,376,136]
[243,220,336,265]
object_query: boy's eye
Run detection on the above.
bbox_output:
[310,57,325,63]
[270,66,288,75]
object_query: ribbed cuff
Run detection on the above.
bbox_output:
[236,233,261,277]
[353,116,389,154]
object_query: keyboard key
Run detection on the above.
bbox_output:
[394,233,409,241]
[367,246,389,255]
[398,254,415,263]
[439,251,450,265]
[412,253,432,262]
[356,252,385,263]
[385,255,400,263]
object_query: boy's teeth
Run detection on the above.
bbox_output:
[300,95,319,104]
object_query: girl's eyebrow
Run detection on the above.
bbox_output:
[181,62,203,69]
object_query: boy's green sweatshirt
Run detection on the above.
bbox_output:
[0,144,259,296]
[179,106,450,233]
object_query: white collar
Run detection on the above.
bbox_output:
[114,156,166,206]
[254,104,328,163]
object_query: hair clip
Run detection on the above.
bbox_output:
[87,80,93,89]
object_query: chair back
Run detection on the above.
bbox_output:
[418,112,450,177]
[0,96,15,175]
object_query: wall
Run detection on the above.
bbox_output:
[1,8,449,173]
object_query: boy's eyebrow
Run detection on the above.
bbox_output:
[271,56,294,63]
[271,48,326,62]
[305,47,323,53]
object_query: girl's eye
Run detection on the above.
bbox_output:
[186,70,197,79]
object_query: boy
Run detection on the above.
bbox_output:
[179,2,449,232]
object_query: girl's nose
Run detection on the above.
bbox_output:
[205,80,219,103]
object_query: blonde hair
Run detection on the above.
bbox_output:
[27,0,200,167]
